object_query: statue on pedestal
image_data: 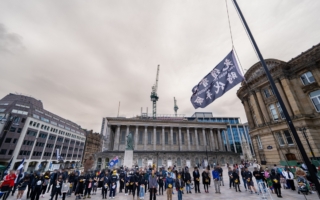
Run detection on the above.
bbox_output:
[126,132,134,150]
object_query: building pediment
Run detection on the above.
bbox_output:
[245,59,286,83]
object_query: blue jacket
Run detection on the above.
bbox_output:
[165,177,174,189]
[212,170,220,180]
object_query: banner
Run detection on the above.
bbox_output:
[191,50,244,108]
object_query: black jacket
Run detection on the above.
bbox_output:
[184,172,191,183]
[193,170,200,181]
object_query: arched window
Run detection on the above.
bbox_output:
[310,90,320,112]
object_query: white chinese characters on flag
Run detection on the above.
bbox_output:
[191,50,244,108]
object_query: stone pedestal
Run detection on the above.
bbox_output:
[123,150,133,168]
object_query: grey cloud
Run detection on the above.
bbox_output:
[0,24,24,54]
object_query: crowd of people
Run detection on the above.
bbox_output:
[0,162,316,200]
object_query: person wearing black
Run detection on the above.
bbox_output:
[270,169,282,198]
[231,169,241,192]
[47,170,57,193]
[228,167,234,189]
[119,170,125,193]
[202,169,210,193]
[149,170,158,200]
[184,169,192,194]
[31,173,43,200]
[240,168,248,191]
[193,166,200,193]
[244,167,258,195]
[130,171,139,199]
[68,172,76,196]
[50,176,63,200]
[17,175,30,200]
[109,170,118,198]
[75,172,85,200]
[157,176,164,195]
[41,171,50,198]
[102,172,109,199]
[27,172,35,199]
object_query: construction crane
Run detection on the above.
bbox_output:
[150,65,160,119]
[174,97,179,117]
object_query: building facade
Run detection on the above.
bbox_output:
[237,43,320,166]
[83,130,102,164]
[0,94,86,172]
[96,112,252,170]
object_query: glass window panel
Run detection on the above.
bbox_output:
[269,104,279,121]
[283,130,294,145]
[276,102,285,119]
[275,132,285,146]
[310,90,320,112]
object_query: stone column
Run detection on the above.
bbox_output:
[170,127,173,149]
[210,129,215,151]
[202,129,207,150]
[144,126,148,150]
[187,128,191,150]
[179,128,182,151]
[162,127,165,151]
[135,126,139,150]
[243,100,255,129]
[249,93,263,125]
[255,90,270,123]
[126,125,130,137]
[113,125,120,151]
[153,127,156,150]
[275,80,293,117]
[217,129,223,151]
[280,78,301,116]
[224,129,231,151]
[195,128,199,151]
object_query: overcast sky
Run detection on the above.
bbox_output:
[0,0,319,132]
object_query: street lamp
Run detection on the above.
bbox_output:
[299,127,316,161]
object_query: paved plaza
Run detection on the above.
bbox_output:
[5,165,318,200]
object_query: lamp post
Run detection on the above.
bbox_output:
[299,127,316,161]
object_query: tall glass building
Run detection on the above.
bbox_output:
[187,112,254,159]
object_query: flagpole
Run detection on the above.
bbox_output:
[232,0,320,197]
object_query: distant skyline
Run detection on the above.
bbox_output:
[1,0,319,132]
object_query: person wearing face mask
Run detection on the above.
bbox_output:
[184,169,192,194]
[165,173,174,200]
[139,170,146,200]
[148,170,158,200]
[175,172,185,200]
[102,172,109,199]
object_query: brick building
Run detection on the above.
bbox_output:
[83,130,102,164]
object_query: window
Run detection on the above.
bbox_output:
[11,109,28,115]
[301,71,315,85]
[148,131,152,144]
[275,132,285,146]
[310,90,320,112]
[13,139,17,144]
[177,158,181,166]
[165,132,169,145]
[33,114,40,119]
[17,128,22,133]
[269,104,279,121]
[0,149,7,155]
[263,88,271,98]
[256,135,263,149]
[0,103,9,105]
[8,150,13,155]
[276,102,285,119]
[39,133,47,138]
[0,108,5,112]
[16,104,30,108]
[21,118,26,123]
[10,127,16,132]
[5,138,11,143]
[40,117,50,123]
[158,158,162,166]
[138,131,143,144]
[173,132,177,145]
[283,130,294,145]
[120,131,126,144]
[156,131,160,145]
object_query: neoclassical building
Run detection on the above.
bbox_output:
[237,43,320,166]
[96,112,252,170]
